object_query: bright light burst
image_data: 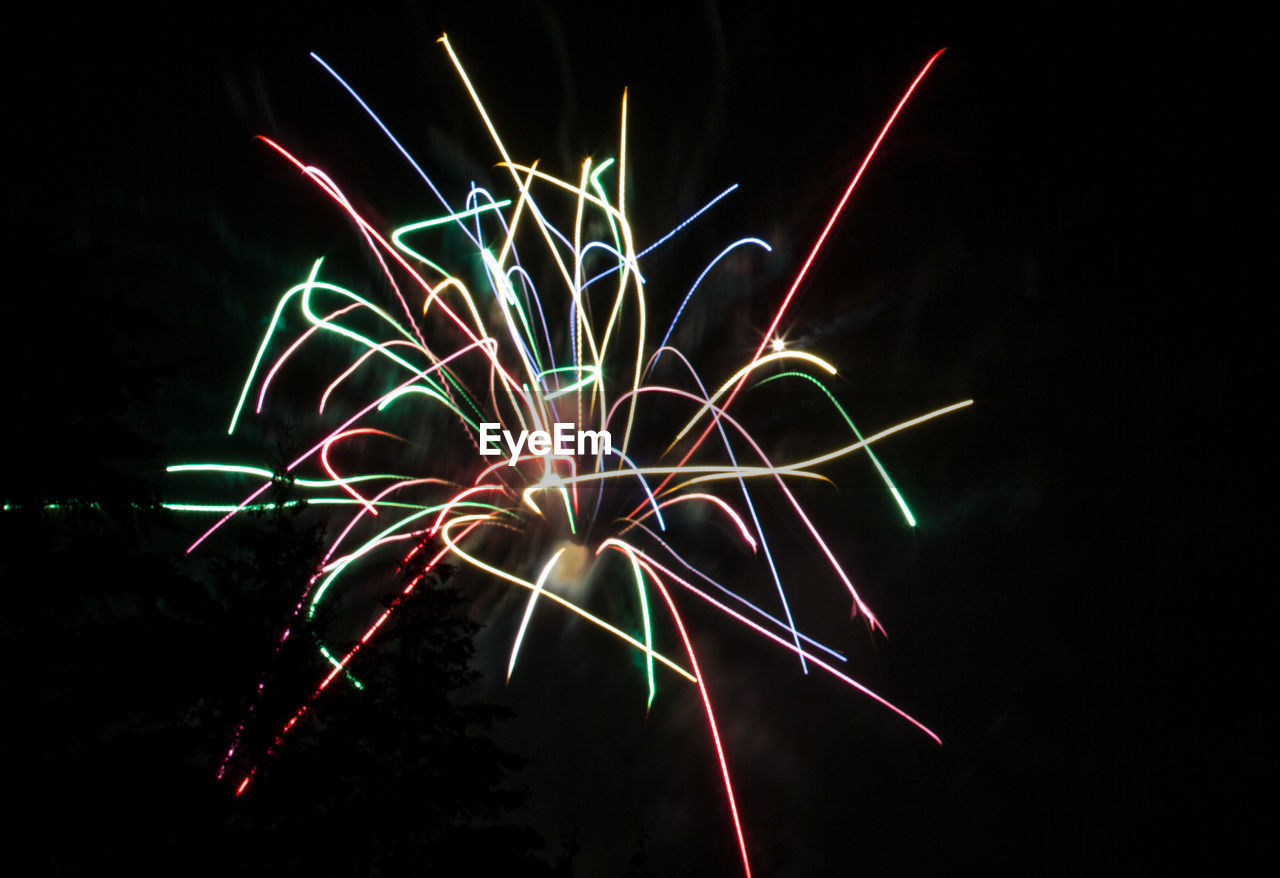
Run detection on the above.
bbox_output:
[171,36,967,876]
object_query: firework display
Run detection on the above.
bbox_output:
[169,36,969,875]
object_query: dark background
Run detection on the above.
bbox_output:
[3,2,1263,875]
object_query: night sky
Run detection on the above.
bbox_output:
[4,3,1261,875]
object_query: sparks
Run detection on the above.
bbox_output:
[170,37,963,876]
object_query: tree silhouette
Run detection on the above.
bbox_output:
[215,475,553,873]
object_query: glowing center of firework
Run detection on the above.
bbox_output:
[546,539,594,593]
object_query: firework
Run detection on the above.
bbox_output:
[170,36,967,876]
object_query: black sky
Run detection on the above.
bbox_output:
[4,2,1263,875]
